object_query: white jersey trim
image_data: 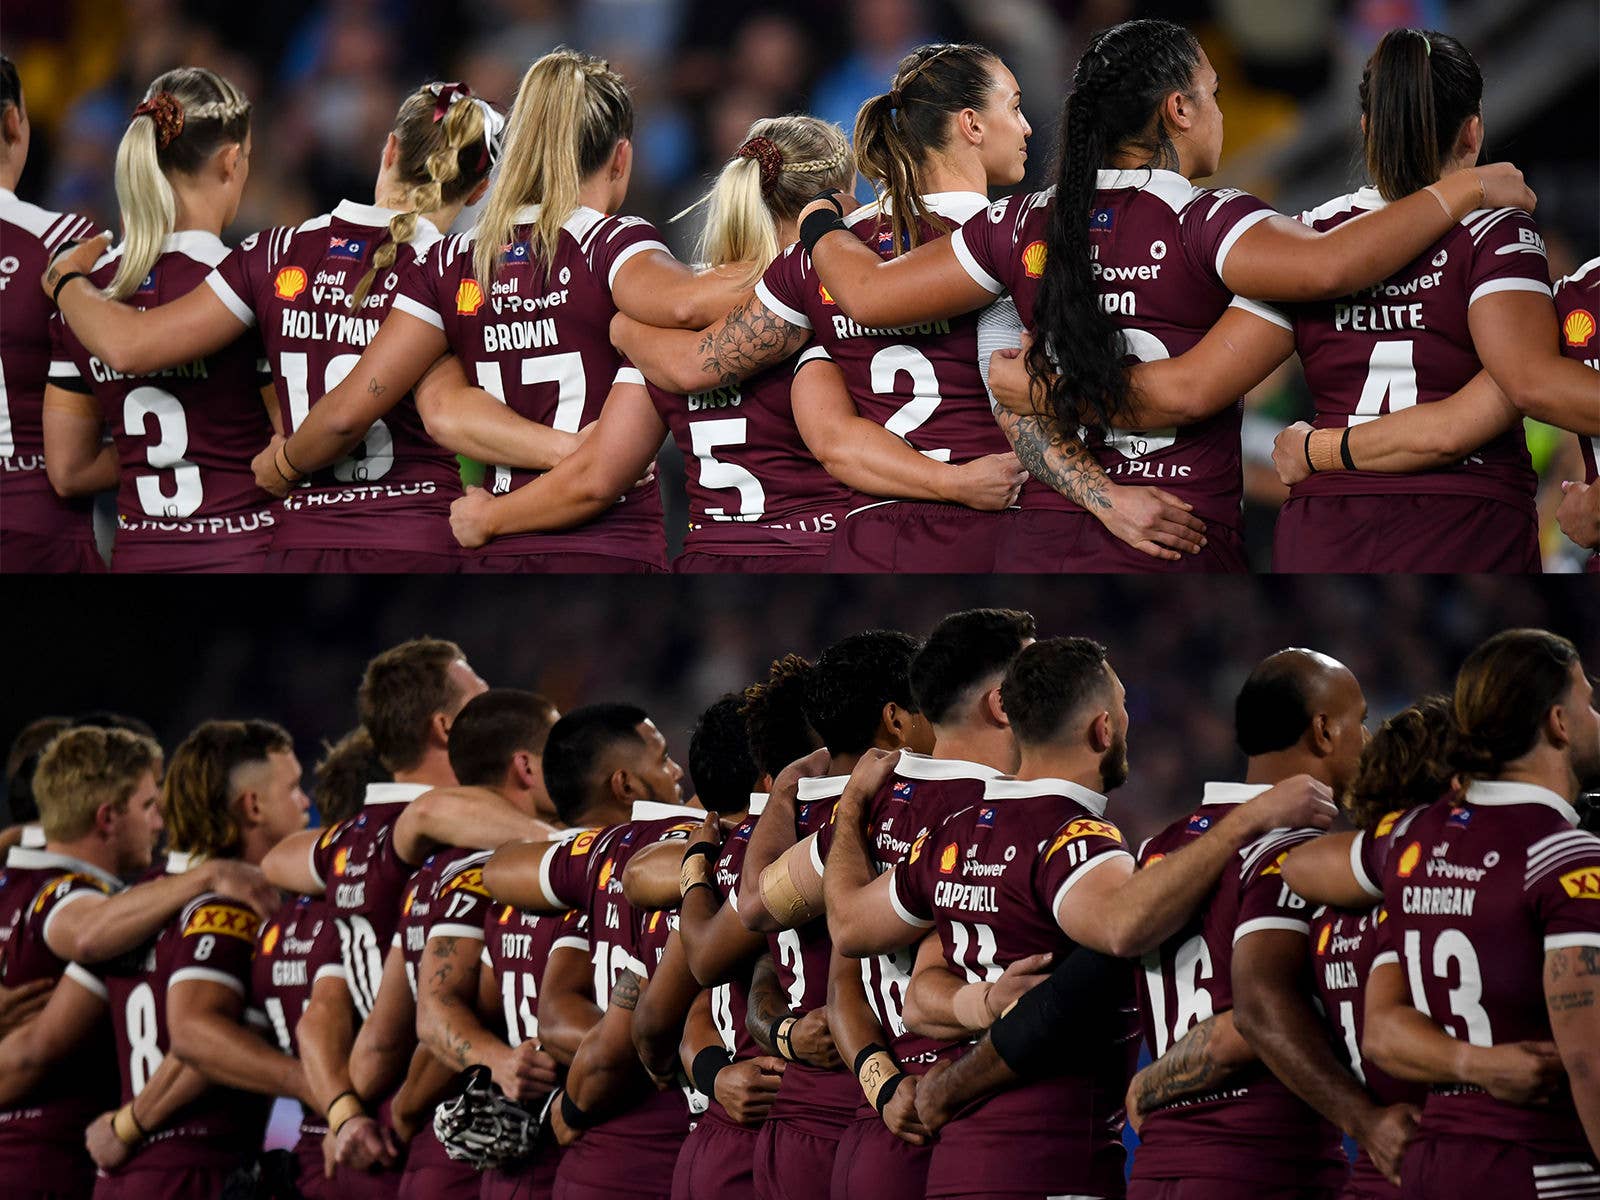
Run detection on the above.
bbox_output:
[895,751,1004,783]
[391,293,445,330]
[1372,949,1400,970]
[1095,168,1198,214]
[797,775,848,803]
[40,886,102,947]
[949,227,1006,295]
[313,963,347,983]
[1233,916,1310,944]
[1546,932,1600,952]
[1051,848,1134,916]
[606,239,669,291]
[63,961,109,1000]
[1350,831,1382,900]
[1214,207,1276,278]
[1468,277,1551,307]
[204,271,257,327]
[754,279,812,331]
[886,866,935,930]
[808,832,826,879]
[427,922,487,942]
[1229,294,1292,332]
[536,842,566,910]
[169,965,247,995]
[614,366,646,387]
[551,934,590,954]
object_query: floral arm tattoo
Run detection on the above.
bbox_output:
[696,297,810,388]
[994,408,1113,514]
[1131,1013,1240,1115]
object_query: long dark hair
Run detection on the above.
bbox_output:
[853,43,1001,256]
[1345,696,1455,832]
[1451,628,1581,780]
[1360,29,1483,203]
[1027,19,1201,435]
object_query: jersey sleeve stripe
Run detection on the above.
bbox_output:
[794,345,831,370]
[623,953,650,979]
[313,963,347,983]
[391,293,446,330]
[48,359,83,380]
[427,922,487,942]
[1233,916,1311,944]
[808,833,825,879]
[753,280,812,331]
[39,886,101,946]
[1350,832,1383,900]
[63,961,109,1000]
[169,966,247,994]
[1545,933,1600,952]
[204,271,257,327]
[552,935,590,953]
[606,240,670,291]
[886,866,935,930]
[245,1008,272,1030]
[949,228,1006,295]
[1051,849,1135,916]
[1214,207,1276,278]
[1372,949,1399,969]
[1469,278,1552,306]
[1228,294,1293,331]
[614,366,646,387]
[535,844,565,911]
[480,946,493,967]
[306,839,326,892]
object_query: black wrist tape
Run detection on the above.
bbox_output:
[691,1046,735,1098]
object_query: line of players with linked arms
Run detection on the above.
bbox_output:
[0,616,1597,1200]
[9,18,1598,575]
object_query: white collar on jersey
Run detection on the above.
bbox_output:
[1464,779,1580,827]
[1201,781,1273,806]
[166,850,208,873]
[796,774,848,802]
[0,187,15,203]
[846,190,990,230]
[982,776,1110,816]
[748,792,769,815]
[1094,168,1198,215]
[895,749,1006,783]
[365,781,431,807]
[20,823,45,848]
[510,203,608,241]
[331,198,441,241]
[2,846,124,889]
[160,229,230,265]
[630,799,696,822]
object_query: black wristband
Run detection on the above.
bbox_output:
[1338,425,1357,471]
[51,271,89,306]
[559,1089,596,1131]
[1303,430,1316,475]
[809,187,846,217]
[800,207,847,255]
[872,1070,905,1115]
[682,840,719,867]
[691,1046,735,1098]
[768,1014,798,1061]
[852,1042,891,1075]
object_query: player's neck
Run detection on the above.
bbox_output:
[0,155,20,194]
[393,749,458,789]
[1493,749,1581,804]
[916,152,985,199]
[170,185,228,239]
[931,723,1016,774]
[1013,747,1104,794]
[1243,750,1327,789]
[1107,143,1189,178]
[43,834,119,876]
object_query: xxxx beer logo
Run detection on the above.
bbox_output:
[443,867,488,898]
[184,902,259,943]
[1062,818,1120,842]
[274,267,308,302]
[1563,308,1596,349]
[1558,866,1600,900]
[456,279,486,316]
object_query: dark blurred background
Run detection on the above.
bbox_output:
[4,0,1596,567]
[4,574,1594,847]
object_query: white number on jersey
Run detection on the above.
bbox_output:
[948,921,1003,985]
[500,969,539,1046]
[280,351,394,482]
[339,915,386,1020]
[263,995,295,1055]
[1142,932,1215,1056]
[474,352,587,494]
[776,928,806,1010]
[1404,927,1492,1045]
[124,386,203,517]
[711,982,738,1053]
[861,946,914,1038]
[872,345,951,461]
[0,351,12,458]
[690,417,766,521]
[125,980,163,1094]
[1091,328,1177,459]
[1351,341,1418,425]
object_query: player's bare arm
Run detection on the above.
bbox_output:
[1469,291,1600,435]
[611,247,755,331]
[1122,307,1297,428]
[86,1054,210,1173]
[561,968,655,1126]
[678,989,785,1126]
[418,932,551,1103]
[1278,832,1372,908]
[0,971,106,1106]
[0,978,51,1036]
[534,942,603,1067]
[1125,1010,1255,1133]
[631,932,703,1084]
[902,932,1052,1042]
[1233,929,1417,1186]
[823,941,927,1146]
[386,1043,460,1144]
[482,839,568,912]
[261,829,324,895]
[801,218,994,328]
[348,943,418,1102]
[1544,945,1600,1150]
[391,785,554,867]
[414,353,585,471]
[610,291,809,395]
[40,387,118,497]
[737,747,831,931]
[167,976,315,1107]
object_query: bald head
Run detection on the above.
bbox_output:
[1235,648,1358,757]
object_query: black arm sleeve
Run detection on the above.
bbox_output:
[988,948,1136,1080]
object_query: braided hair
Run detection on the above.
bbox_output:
[1027,20,1202,436]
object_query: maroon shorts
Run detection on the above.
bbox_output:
[753,1116,845,1200]
[1128,1182,1340,1200]
[1399,1135,1598,1200]
[824,502,1006,573]
[997,509,1246,573]
[828,1114,931,1200]
[397,1122,480,1200]
[481,1148,561,1200]
[672,550,829,574]
[460,551,667,574]
[92,1167,233,1200]
[109,537,271,573]
[1339,1152,1398,1200]
[290,1128,403,1200]
[1273,494,1540,573]
[0,529,103,573]
[265,548,460,573]
[8,1161,93,1200]
[672,1112,758,1200]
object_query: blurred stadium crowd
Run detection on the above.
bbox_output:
[5,0,1596,566]
[4,574,1595,847]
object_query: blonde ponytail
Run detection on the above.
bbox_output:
[351,86,491,312]
[473,48,633,289]
[107,67,252,300]
[674,116,853,286]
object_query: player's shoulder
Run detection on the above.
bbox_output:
[178,888,263,941]
[1556,257,1600,296]
[1239,825,1320,883]
[1523,823,1600,893]
[1458,205,1543,251]
[0,192,97,249]
[1297,187,1383,230]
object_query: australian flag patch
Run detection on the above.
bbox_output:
[327,235,366,260]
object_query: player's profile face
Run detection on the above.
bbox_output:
[1182,50,1225,180]
[114,769,163,872]
[258,748,310,841]
[1562,663,1600,786]
[629,719,684,805]
[975,62,1030,187]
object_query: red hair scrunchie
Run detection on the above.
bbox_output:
[737,136,784,197]
[131,92,185,150]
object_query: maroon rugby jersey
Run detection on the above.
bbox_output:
[0,189,100,561]
[756,193,1011,510]
[252,895,345,1111]
[818,752,1005,1086]
[97,855,272,1175]
[207,200,463,555]
[1132,785,1346,1190]
[891,777,1139,1198]
[47,232,278,569]
[643,363,849,557]
[0,846,122,1187]
[952,174,1277,531]
[1554,258,1600,571]
[391,206,666,566]
[1375,781,1600,1161]
[307,782,429,1018]
[1243,191,1543,512]
[395,846,480,999]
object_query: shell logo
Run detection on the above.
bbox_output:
[598,858,614,890]
[1022,241,1048,278]
[333,848,349,876]
[273,267,308,302]
[908,831,928,865]
[938,843,959,874]
[1375,810,1401,838]
[1563,308,1596,349]
[1315,924,1330,956]
[261,924,280,956]
[499,905,514,924]
[456,279,486,316]
[819,283,836,305]
[1396,841,1422,879]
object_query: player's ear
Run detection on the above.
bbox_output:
[1163,88,1193,134]
[511,750,539,790]
[1088,710,1112,754]
[1544,699,1571,752]
[430,710,453,751]
[609,137,631,182]
[1308,712,1335,757]
[984,686,1009,728]
[0,104,21,147]
[93,800,122,839]
[1455,114,1484,164]
[382,131,399,171]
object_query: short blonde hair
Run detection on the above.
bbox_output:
[33,727,162,842]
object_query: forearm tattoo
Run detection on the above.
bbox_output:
[999,410,1112,514]
[1134,1014,1234,1113]
[611,969,642,1012]
[696,298,808,388]
[1546,946,1600,1014]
